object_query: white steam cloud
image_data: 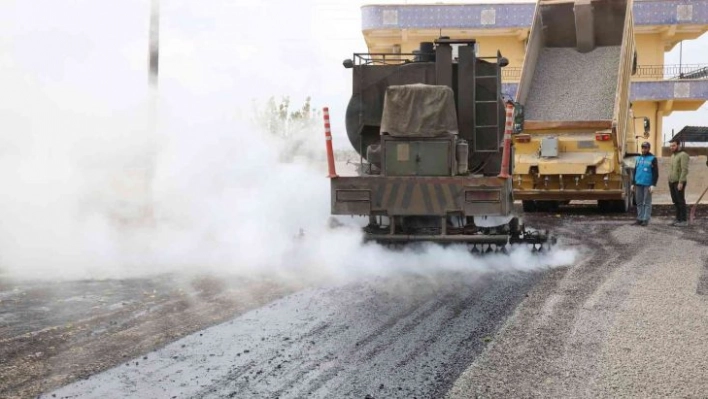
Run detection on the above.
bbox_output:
[0,88,577,281]
[0,0,577,282]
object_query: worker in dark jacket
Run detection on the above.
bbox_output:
[668,139,690,226]
[631,141,659,226]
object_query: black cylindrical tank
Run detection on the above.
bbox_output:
[415,42,435,62]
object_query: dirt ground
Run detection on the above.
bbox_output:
[2,204,708,399]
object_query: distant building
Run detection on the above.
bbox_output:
[359,0,708,156]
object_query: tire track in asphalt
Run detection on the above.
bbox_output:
[46,270,545,399]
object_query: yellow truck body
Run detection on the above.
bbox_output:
[513,0,638,212]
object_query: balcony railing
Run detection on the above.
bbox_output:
[501,67,522,80]
[636,64,708,80]
[501,64,708,81]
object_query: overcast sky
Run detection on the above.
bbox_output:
[0,0,705,144]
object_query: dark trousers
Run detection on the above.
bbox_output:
[669,181,687,222]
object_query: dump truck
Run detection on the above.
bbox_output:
[512,0,642,212]
[328,39,553,251]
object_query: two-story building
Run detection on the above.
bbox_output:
[359,0,708,155]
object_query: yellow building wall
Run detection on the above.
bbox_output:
[475,36,526,69]
[634,33,664,81]
[631,101,661,153]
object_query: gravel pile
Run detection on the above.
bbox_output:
[524,46,621,121]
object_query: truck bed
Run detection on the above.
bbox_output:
[524,46,621,121]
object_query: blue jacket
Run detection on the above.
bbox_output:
[634,153,658,187]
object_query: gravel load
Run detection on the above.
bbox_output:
[524,46,621,121]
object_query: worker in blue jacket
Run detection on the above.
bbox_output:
[631,142,659,226]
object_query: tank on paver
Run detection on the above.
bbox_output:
[330,38,552,251]
[513,0,643,213]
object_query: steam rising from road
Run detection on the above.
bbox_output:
[0,90,576,281]
[0,1,577,282]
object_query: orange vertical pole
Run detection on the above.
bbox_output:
[323,107,338,178]
[498,102,514,179]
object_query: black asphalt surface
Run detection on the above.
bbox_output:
[44,270,544,399]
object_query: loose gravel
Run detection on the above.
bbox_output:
[524,46,621,121]
[447,217,708,398]
[597,226,708,398]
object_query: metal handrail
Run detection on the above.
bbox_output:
[353,53,420,66]
[352,57,708,80]
[501,67,522,79]
[635,64,708,79]
[352,53,516,66]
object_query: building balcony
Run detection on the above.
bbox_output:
[635,64,708,80]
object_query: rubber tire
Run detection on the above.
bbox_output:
[599,171,633,213]
[536,200,559,212]
[509,217,521,235]
[597,200,613,213]
[522,200,537,213]
[615,171,633,213]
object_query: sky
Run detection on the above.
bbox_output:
[0,0,366,145]
[663,33,708,141]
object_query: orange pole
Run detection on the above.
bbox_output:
[498,101,514,179]
[323,107,338,178]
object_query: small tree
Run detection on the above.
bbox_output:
[253,96,323,162]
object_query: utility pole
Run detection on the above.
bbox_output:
[111,0,160,224]
[149,0,159,88]
[143,0,159,223]
[679,41,683,78]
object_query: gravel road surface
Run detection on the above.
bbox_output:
[449,211,708,398]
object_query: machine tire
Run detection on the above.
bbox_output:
[599,197,630,214]
[536,200,559,212]
[598,170,633,213]
[621,183,633,213]
[597,200,612,213]
[618,169,633,213]
[522,200,537,213]
[509,216,521,234]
